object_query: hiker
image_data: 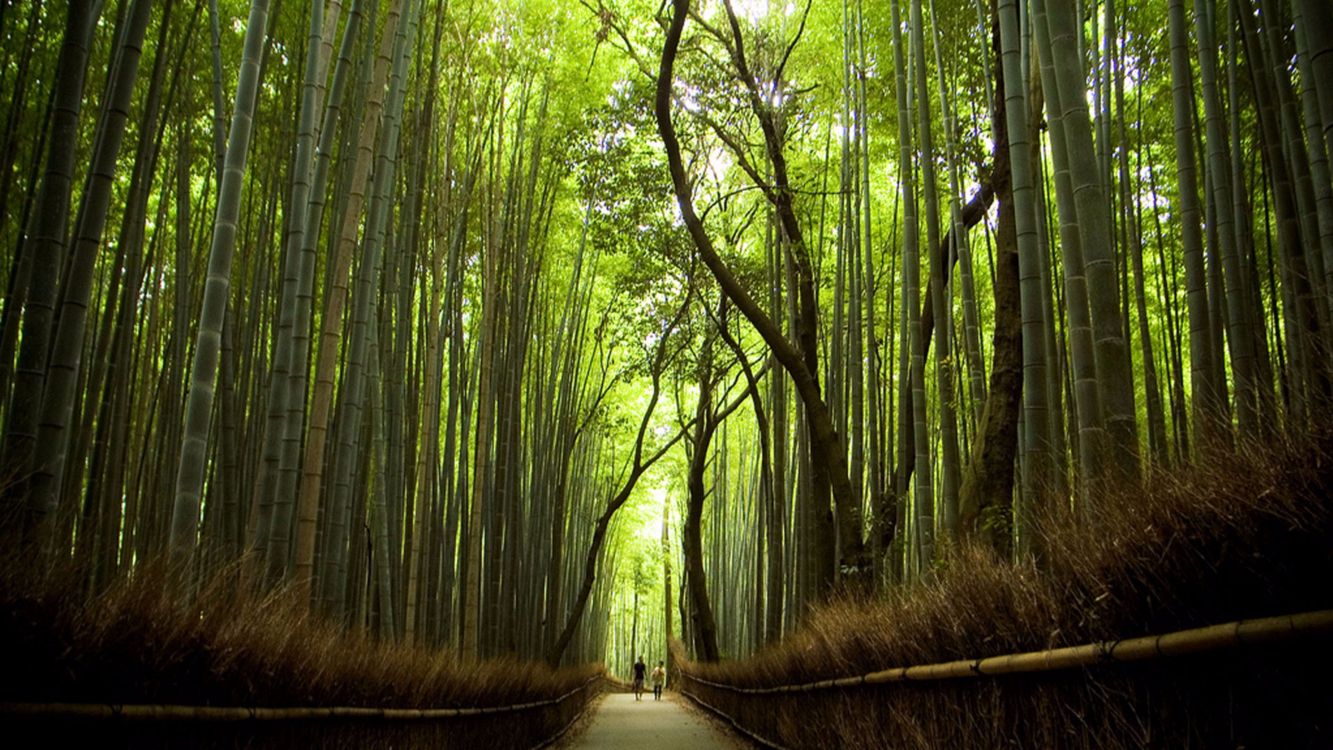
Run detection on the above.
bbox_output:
[651,660,665,700]
[632,656,646,701]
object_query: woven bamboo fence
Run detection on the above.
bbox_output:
[675,610,1333,749]
[1,672,605,748]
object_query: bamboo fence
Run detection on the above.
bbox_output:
[0,673,605,723]
[681,608,1333,694]
[673,609,1333,749]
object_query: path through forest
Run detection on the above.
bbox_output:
[566,692,744,749]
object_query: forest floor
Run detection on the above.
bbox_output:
[560,691,747,749]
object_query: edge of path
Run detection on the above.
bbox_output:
[544,691,609,750]
[661,690,762,749]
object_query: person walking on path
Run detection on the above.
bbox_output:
[651,660,665,700]
[632,656,646,701]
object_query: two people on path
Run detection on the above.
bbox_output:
[632,656,667,701]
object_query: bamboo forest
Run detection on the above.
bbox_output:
[2,0,1332,746]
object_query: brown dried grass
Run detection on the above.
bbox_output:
[678,433,1333,748]
[0,559,601,748]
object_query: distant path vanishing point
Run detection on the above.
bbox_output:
[565,691,745,749]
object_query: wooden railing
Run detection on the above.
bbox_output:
[676,609,1333,749]
[1,672,606,748]
[1,672,603,721]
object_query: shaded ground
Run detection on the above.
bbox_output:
[562,691,745,749]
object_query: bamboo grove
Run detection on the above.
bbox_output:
[0,0,1330,674]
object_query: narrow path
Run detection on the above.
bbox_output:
[566,692,744,749]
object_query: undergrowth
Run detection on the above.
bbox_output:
[677,433,1333,748]
[0,560,601,748]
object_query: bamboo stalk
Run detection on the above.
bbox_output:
[0,674,604,722]
[681,609,1333,693]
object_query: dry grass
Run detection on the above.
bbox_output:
[677,433,1333,748]
[0,560,601,748]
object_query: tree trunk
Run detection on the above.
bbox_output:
[657,0,867,586]
[171,0,271,555]
[30,0,154,523]
[292,0,407,598]
[684,335,721,663]
[911,0,961,544]
[960,0,1026,556]
[1040,0,1140,487]
[2,1,96,545]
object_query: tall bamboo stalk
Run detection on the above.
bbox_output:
[171,0,272,554]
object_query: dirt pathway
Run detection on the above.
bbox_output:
[563,691,745,749]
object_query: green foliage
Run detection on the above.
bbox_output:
[1,0,1328,695]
